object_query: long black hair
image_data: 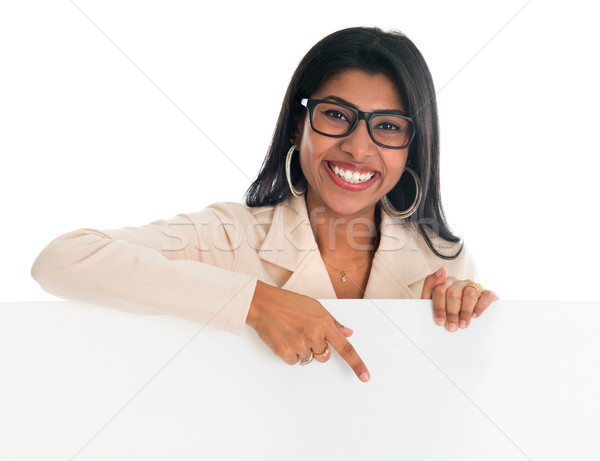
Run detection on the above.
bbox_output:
[244,27,463,260]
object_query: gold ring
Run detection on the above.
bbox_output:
[313,344,330,358]
[465,282,484,298]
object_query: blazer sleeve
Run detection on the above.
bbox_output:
[30,207,258,335]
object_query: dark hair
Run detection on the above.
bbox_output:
[244,26,462,260]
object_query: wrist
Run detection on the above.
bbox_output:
[246,280,270,329]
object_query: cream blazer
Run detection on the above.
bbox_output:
[31,195,478,336]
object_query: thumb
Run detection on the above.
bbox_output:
[333,318,354,337]
[421,266,447,299]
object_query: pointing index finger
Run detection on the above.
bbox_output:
[326,328,370,382]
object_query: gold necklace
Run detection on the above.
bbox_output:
[321,253,373,283]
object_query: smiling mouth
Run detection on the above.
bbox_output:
[327,162,377,184]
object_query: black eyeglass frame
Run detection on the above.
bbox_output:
[300,98,416,150]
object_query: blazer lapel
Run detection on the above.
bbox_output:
[363,211,431,299]
[256,196,431,300]
[257,195,337,298]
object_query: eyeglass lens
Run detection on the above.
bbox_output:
[311,101,412,148]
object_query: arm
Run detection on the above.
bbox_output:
[31,206,372,381]
[31,209,257,335]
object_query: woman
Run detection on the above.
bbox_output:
[31,27,498,383]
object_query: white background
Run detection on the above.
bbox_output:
[1,0,599,301]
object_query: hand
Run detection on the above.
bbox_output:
[246,280,370,382]
[421,267,499,332]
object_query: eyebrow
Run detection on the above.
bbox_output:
[321,95,409,116]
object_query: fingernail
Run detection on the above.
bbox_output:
[472,313,478,318]
[459,320,466,328]
[435,267,445,277]
[448,323,457,332]
[360,372,370,382]
[436,317,445,325]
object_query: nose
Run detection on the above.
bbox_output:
[339,119,377,160]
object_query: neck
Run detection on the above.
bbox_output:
[305,189,379,263]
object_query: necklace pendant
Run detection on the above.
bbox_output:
[341,272,347,283]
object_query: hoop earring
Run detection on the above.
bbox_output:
[380,167,422,219]
[285,144,306,198]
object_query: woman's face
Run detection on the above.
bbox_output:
[296,69,409,219]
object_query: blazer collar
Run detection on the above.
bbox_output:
[257,194,318,272]
[257,194,431,299]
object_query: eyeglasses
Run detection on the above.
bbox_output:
[300,98,415,149]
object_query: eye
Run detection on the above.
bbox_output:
[374,120,402,132]
[323,109,351,122]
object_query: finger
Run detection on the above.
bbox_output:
[326,329,370,382]
[296,348,315,366]
[458,282,479,329]
[472,290,499,318]
[278,343,304,366]
[421,267,447,299]
[332,317,353,337]
[432,278,452,326]
[281,351,300,366]
[311,342,331,363]
[268,334,311,366]
[445,281,468,332]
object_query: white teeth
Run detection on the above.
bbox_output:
[330,163,375,184]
